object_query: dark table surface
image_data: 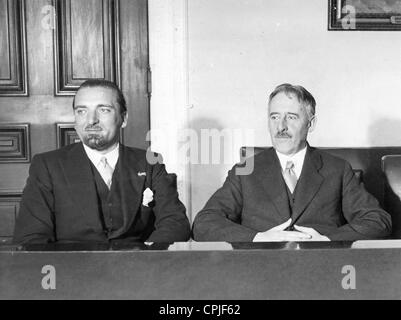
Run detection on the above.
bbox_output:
[1,240,401,299]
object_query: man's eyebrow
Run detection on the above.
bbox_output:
[97,104,115,108]
[269,112,299,117]
[73,105,87,109]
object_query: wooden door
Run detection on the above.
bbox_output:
[0,0,150,243]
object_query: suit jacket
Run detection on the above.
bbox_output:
[192,147,392,241]
[13,143,190,244]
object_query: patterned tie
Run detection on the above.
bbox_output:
[283,160,297,193]
[98,157,114,189]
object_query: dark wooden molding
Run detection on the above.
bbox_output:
[53,0,121,96]
[0,0,28,96]
[0,190,23,198]
[0,193,21,239]
[0,123,30,163]
[56,123,80,148]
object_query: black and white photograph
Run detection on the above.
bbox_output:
[1,0,401,306]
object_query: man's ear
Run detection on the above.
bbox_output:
[308,116,316,132]
[121,112,128,129]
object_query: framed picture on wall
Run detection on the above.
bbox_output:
[329,0,401,30]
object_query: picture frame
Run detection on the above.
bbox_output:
[328,0,401,30]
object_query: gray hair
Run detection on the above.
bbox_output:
[268,83,316,119]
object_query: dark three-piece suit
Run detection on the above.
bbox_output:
[13,143,190,244]
[192,147,392,241]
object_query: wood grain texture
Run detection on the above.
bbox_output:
[0,0,149,237]
[0,123,30,163]
[70,0,104,78]
[0,197,20,237]
[54,0,120,95]
[0,0,11,79]
[119,0,149,149]
[0,0,28,96]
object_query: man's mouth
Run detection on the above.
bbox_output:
[275,133,291,139]
[85,127,102,132]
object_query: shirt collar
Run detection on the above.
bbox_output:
[275,146,307,179]
[83,143,120,170]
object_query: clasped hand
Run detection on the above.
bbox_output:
[253,219,330,242]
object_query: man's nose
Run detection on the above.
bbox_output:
[87,111,99,125]
[277,117,288,132]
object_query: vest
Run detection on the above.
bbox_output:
[282,174,300,216]
[89,162,124,238]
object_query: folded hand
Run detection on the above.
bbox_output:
[253,219,312,242]
[293,225,330,241]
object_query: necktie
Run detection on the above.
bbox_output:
[98,157,114,189]
[283,160,297,193]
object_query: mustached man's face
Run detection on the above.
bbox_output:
[268,92,315,156]
[73,87,127,153]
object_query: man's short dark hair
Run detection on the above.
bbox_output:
[268,83,316,119]
[72,79,127,115]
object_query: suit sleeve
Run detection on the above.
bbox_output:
[327,161,392,240]
[145,162,190,242]
[13,154,56,244]
[192,165,259,242]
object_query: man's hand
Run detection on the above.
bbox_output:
[253,219,312,242]
[293,225,330,241]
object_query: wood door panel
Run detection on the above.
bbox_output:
[0,0,149,239]
[54,0,121,95]
[0,0,11,79]
[70,0,105,79]
[119,0,149,149]
[0,0,28,96]
[0,196,20,240]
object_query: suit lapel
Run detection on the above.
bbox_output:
[256,149,292,220]
[113,145,146,236]
[291,147,324,223]
[59,143,100,224]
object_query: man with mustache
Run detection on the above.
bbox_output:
[14,79,190,244]
[192,83,391,241]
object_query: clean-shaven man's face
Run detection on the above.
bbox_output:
[73,86,127,153]
[268,91,315,156]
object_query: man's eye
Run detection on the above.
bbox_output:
[76,109,86,115]
[287,115,298,120]
[99,108,111,113]
[270,115,279,120]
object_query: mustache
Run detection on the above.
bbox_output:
[84,125,103,131]
[275,132,292,138]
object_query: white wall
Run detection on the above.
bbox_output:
[150,0,401,220]
[148,0,192,214]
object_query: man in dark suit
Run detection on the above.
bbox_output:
[192,83,391,242]
[14,79,190,244]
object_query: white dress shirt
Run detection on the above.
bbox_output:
[83,143,119,186]
[275,146,307,179]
